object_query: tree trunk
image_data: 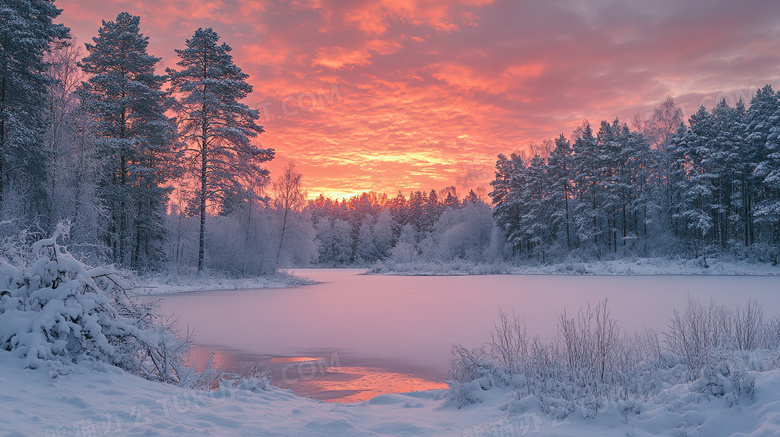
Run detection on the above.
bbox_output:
[119,153,127,264]
[197,63,210,272]
[564,187,571,250]
[276,207,289,267]
[198,146,207,272]
[562,163,571,250]
[0,48,7,205]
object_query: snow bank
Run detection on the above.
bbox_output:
[512,257,780,276]
[132,270,315,295]
[368,259,512,276]
[3,347,780,436]
[368,257,779,276]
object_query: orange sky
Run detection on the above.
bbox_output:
[56,0,780,199]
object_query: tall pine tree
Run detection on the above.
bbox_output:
[755,90,780,258]
[572,122,602,253]
[547,134,573,249]
[167,28,274,271]
[747,85,780,253]
[490,152,525,255]
[79,12,177,269]
[0,0,69,223]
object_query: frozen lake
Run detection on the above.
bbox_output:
[155,269,780,402]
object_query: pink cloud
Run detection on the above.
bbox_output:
[56,0,780,198]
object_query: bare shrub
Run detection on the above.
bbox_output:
[665,297,778,376]
[449,297,776,415]
[488,310,528,374]
[558,299,618,384]
[448,343,489,383]
[734,300,764,350]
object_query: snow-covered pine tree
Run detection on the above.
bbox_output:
[490,153,525,255]
[596,120,625,253]
[389,191,409,239]
[462,189,478,205]
[313,217,353,265]
[442,187,461,210]
[519,154,552,259]
[79,12,178,270]
[373,209,394,260]
[547,134,573,250]
[167,28,274,272]
[608,120,652,251]
[408,190,428,233]
[572,122,602,254]
[709,99,746,249]
[355,219,376,264]
[621,126,654,249]
[754,89,780,259]
[666,123,689,242]
[670,106,718,253]
[424,189,441,232]
[746,86,780,255]
[0,0,69,223]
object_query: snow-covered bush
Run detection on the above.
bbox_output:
[314,217,353,266]
[446,344,514,408]
[425,202,496,262]
[166,202,316,274]
[691,354,754,406]
[362,200,511,272]
[0,227,189,382]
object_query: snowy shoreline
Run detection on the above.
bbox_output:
[4,349,780,436]
[118,258,780,298]
[131,271,317,296]
[4,253,780,436]
[368,257,780,277]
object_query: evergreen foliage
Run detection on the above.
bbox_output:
[78,12,177,270]
[0,0,69,222]
[167,28,274,271]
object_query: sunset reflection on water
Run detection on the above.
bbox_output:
[187,346,448,403]
[287,364,449,404]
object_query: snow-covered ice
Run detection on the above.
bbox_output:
[3,256,780,436]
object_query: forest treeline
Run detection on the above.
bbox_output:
[304,91,780,268]
[1,6,271,272]
[2,2,779,277]
[491,92,780,263]
[1,2,499,275]
[167,181,502,274]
